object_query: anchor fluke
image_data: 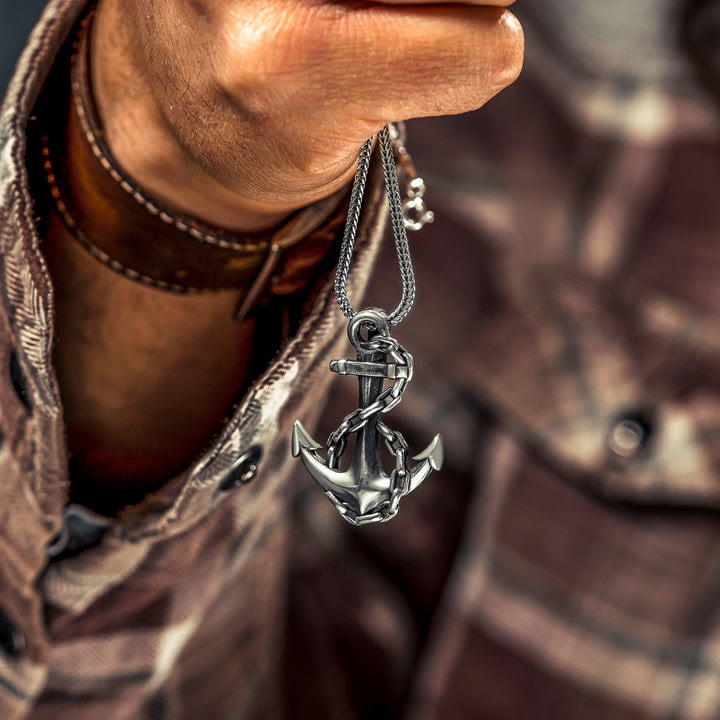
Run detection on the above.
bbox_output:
[412,434,444,470]
[407,434,444,493]
[291,421,322,458]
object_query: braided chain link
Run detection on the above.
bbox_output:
[378,127,416,325]
[334,136,373,322]
[334,124,416,327]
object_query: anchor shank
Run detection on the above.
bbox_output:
[353,349,386,481]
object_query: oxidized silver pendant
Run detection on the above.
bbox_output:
[292,124,442,525]
[292,309,443,525]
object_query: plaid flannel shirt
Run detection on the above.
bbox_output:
[2,0,720,718]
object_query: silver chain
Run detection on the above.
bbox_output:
[335,124,419,327]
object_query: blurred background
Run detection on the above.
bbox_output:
[0,0,46,91]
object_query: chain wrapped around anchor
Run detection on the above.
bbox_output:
[325,322,413,523]
[292,309,443,526]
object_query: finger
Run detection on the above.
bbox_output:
[372,0,515,5]
[290,4,525,129]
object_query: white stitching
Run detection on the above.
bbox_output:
[42,138,200,295]
[70,76,270,253]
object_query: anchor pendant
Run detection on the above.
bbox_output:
[292,308,443,525]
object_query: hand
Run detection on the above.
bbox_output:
[92,0,524,230]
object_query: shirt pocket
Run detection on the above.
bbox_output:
[456,262,720,508]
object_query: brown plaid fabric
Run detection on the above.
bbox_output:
[0,3,386,718]
[3,0,720,718]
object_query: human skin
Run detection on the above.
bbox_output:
[92,0,525,229]
[45,0,524,512]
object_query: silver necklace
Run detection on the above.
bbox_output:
[292,124,443,525]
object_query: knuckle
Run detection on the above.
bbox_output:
[215,5,342,101]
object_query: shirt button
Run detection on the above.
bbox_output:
[0,608,26,659]
[607,411,654,459]
[219,446,263,491]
